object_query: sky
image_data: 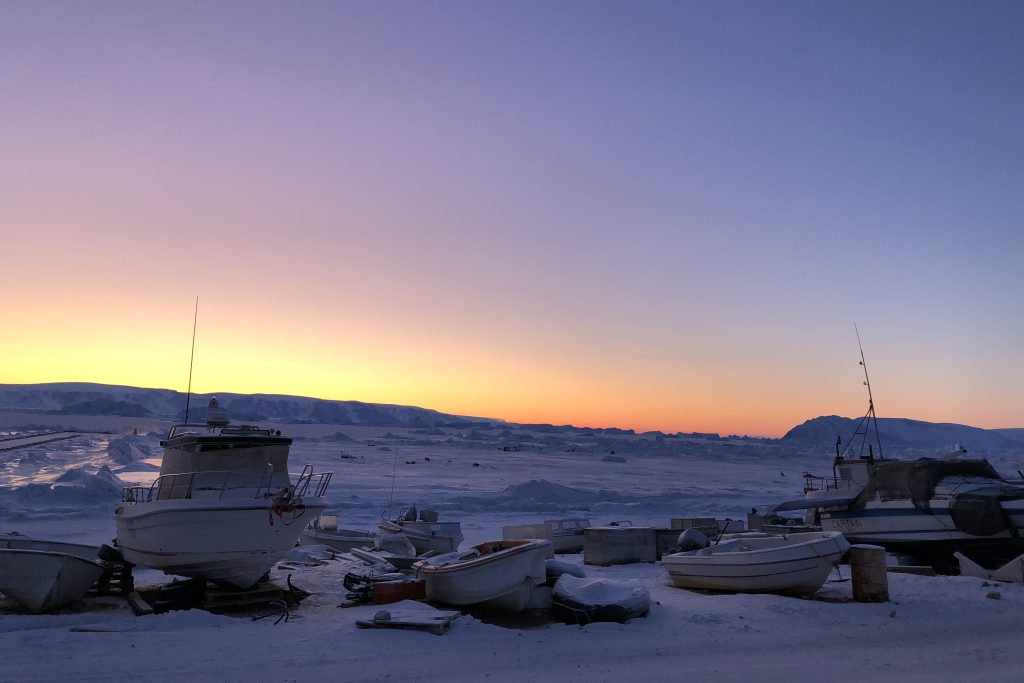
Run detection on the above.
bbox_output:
[1,1,1021,437]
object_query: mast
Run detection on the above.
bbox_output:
[855,323,883,460]
[184,296,199,423]
[839,323,883,462]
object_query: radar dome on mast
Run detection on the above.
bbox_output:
[206,397,230,426]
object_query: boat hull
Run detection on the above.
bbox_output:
[115,496,327,588]
[299,527,377,553]
[821,503,1024,569]
[0,549,106,612]
[662,532,849,596]
[1,534,101,562]
[418,540,551,611]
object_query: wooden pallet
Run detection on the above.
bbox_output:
[201,582,287,612]
[356,608,460,636]
[89,562,134,597]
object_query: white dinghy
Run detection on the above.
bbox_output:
[661,531,849,596]
[1,533,103,562]
[299,515,377,553]
[546,518,590,553]
[0,548,105,612]
[379,507,463,555]
[417,539,551,612]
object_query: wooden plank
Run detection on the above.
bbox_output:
[70,626,134,633]
[201,583,285,610]
[127,591,154,616]
[350,548,390,564]
[887,565,937,577]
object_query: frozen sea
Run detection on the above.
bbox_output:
[2,414,1023,682]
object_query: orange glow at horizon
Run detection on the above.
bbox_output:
[3,294,1016,439]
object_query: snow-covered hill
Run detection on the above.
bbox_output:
[3,383,1022,454]
[0,383,496,428]
[783,415,1024,454]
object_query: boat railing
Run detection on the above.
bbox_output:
[254,462,275,498]
[121,471,275,504]
[294,464,332,498]
[121,465,332,504]
[803,474,862,494]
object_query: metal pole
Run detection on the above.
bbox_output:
[184,296,199,422]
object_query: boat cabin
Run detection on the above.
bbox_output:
[155,398,293,498]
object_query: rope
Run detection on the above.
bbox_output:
[269,486,304,526]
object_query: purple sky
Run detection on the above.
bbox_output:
[2,2,1021,435]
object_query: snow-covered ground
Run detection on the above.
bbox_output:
[2,417,1023,681]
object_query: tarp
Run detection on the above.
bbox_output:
[950,485,1024,536]
[851,458,1003,512]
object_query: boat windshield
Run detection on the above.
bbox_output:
[166,424,282,439]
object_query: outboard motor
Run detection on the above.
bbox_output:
[678,528,710,551]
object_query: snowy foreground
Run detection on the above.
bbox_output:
[2,418,1023,682]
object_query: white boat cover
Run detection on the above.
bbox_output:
[552,575,650,623]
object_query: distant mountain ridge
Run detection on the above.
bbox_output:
[2,383,1022,453]
[784,415,1024,454]
[0,382,495,428]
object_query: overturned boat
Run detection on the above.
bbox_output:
[661,531,849,596]
[417,539,551,611]
[299,514,376,552]
[115,398,331,589]
[0,534,106,612]
[379,506,463,554]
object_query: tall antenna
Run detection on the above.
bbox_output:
[843,322,883,461]
[184,296,199,423]
[855,323,875,418]
[386,446,399,518]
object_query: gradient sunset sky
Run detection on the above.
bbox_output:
[2,2,1021,436]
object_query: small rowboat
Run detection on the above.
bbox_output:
[417,540,551,612]
[661,531,849,596]
[299,515,377,552]
[0,548,105,612]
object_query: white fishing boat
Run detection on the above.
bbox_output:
[545,518,590,553]
[0,547,105,612]
[299,514,376,552]
[772,339,1024,570]
[115,398,331,589]
[379,507,463,554]
[417,539,551,611]
[789,456,1024,568]
[661,531,849,596]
